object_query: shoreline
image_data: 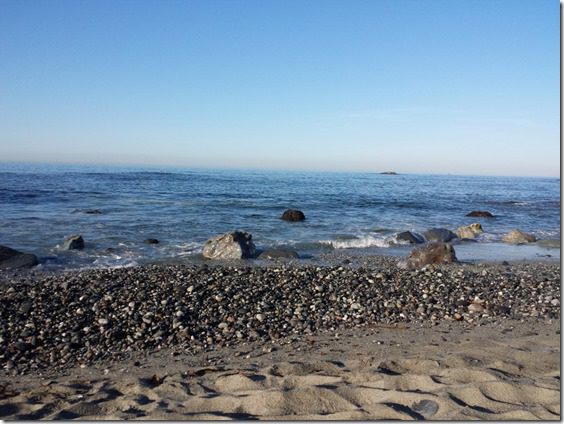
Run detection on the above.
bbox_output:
[3,240,561,277]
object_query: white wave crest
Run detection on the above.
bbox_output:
[321,235,392,249]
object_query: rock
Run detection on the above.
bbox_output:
[63,235,85,250]
[281,209,306,222]
[144,238,160,244]
[456,223,483,239]
[202,231,256,259]
[466,211,494,218]
[84,209,102,214]
[412,399,439,418]
[538,239,561,249]
[395,231,425,244]
[502,230,536,245]
[406,242,457,269]
[258,248,299,259]
[0,245,38,269]
[380,171,398,175]
[423,228,458,242]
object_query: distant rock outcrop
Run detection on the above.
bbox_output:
[502,230,537,245]
[423,228,458,243]
[63,235,85,250]
[202,231,256,259]
[406,242,457,269]
[466,211,495,218]
[456,223,483,239]
[0,245,38,269]
[281,209,306,222]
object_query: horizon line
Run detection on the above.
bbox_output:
[0,159,560,180]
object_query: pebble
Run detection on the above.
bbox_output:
[468,303,484,313]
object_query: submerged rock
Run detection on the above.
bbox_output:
[395,231,425,244]
[502,230,537,245]
[258,248,299,260]
[281,209,306,222]
[457,223,483,239]
[423,228,458,243]
[537,239,561,249]
[0,245,38,269]
[406,242,457,269]
[466,211,494,218]
[202,231,256,259]
[63,235,85,250]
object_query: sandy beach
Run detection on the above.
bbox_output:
[0,255,560,420]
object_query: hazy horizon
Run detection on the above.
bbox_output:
[1,0,559,178]
[0,158,560,179]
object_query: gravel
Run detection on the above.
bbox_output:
[0,257,560,375]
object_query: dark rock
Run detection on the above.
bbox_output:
[0,245,38,269]
[423,228,458,242]
[144,238,160,244]
[281,209,306,222]
[63,235,84,250]
[258,248,299,260]
[202,231,256,259]
[84,209,102,214]
[466,211,495,218]
[395,231,425,244]
[406,242,457,269]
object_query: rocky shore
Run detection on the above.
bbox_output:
[0,256,559,376]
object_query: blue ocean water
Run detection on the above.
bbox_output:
[0,163,560,269]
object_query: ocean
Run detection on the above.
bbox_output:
[0,163,560,270]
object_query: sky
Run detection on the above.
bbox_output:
[0,0,560,177]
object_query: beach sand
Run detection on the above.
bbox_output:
[0,257,560,420]
[0,319,559,420]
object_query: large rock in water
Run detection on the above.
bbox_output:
[395,231,425,244]
[423,228,458,242]
[466,211,495,218]
[406,242,457,269]
[502,230,537,244]
[202,231,256,259]
[456,223,483,239]
[63,235,84,250]
[281,209,306,222]
[0,245,38,269]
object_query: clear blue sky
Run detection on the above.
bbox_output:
[0,0,559,176]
